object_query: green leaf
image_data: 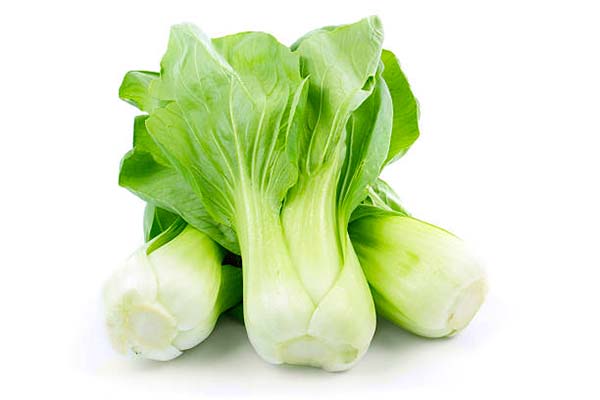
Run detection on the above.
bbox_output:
[143,203,179,242]
[291,23,417,168]
[337,71,393,225]
[289,16,385,175]
[119,115,239,253]
[145,26,304,228]
[381,49,420,164]
[145,216,187,255]
[349,178,409,223]
[119,70,166,112]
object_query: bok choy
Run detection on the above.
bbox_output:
[106,15,487,372]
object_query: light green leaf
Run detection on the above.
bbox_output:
[146,216,187,255]
[289,16,384,174]
[381,49,420,164]
[337,72,393,225]
[119,70,165,112]
[143,203,179,242]
[349,178,409,223]
[145,26,304,228]
[119,115,239,253]
[290,21,417,169]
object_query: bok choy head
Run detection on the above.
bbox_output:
[104,218,242,360]
[350,180,487,338]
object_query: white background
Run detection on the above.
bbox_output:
[1,0,599,398]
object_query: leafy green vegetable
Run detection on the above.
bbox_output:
[349,183,487,338]
[104,221,242,360]
[113,15,485,371]
[131,25,325,368]
[275,17,392,369]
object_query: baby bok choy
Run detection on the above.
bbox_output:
[112,15,487,371]
[104,216,242,360]
[350,179,487,338]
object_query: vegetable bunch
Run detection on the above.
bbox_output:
[105,16,487,372]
